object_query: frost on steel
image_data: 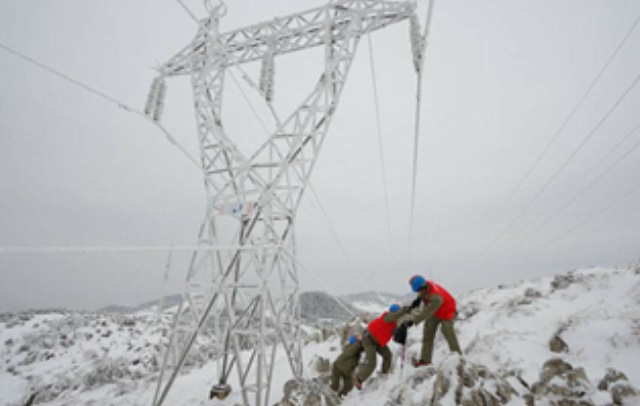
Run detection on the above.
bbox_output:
[146,1,424,405]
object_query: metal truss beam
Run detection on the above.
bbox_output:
[150,2,415,406]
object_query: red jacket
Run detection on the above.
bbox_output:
[367,312,396,347]
[425,281,456,320]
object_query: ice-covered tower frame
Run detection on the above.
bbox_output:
[149,1,416,405]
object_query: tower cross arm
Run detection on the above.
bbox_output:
[159,0,415,77]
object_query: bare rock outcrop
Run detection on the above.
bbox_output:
[610,381,639,405]
[385,366,438,405]
[551,273,577,291]
[598,368,629,391]
[531,358,595,405]
[549,335,569,353]
[430,355,518,406]
[274,378,339,406]
[598,368,639,405]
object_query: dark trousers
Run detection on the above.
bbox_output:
[356,332,391,382]
[330,363,354,397]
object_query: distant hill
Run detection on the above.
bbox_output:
[99,290,408,321]
[299,291,357,322]
[3,262,640,405]
[98,294,182,314]
[339,291,411,314]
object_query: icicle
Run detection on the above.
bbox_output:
[409,14,424,74]
[144,77,162,117]
[259,44,275,102]
[153,78,167,122]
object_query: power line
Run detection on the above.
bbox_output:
[500,121,640,256]
[0,245,270,255]
[227,63,371,289]
[0,41,202,170]
[366,32,395,264]
[173,0,203,26]
[305,183,369,288]
[475,73,640,260]
[0,42,132,111]
[281,249,357,318]
[471,11,640,251]
[407,0,436,264]
[228,68,273,136]
[500,121,640,253]
[535,179,640,251]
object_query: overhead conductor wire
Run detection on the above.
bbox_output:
[475,72,640,261]
[367,32,395,264]
[226,56,371,290]
[408,0,436,265]
[497,121,640,256]
[227,65,369,310]
[536,179,640,252]
[471,11,640,259]
[0,42,201,171]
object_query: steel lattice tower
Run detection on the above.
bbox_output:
[147,1,417,405]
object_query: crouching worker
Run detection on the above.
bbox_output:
[331,334,363,397]
[398,275,462,367]
[354,304,410,389]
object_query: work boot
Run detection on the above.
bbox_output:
[353,376,363,391]
[412,358,431,368]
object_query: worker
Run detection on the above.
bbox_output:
[330,334,363,397]
[354,304,410,389]
[397,275,462,367]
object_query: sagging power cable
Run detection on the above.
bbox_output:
[407,0,436,264]
[472,11,640,245]
[227,66,371,289]
[475,73,640,261]
[0,42,202,172]
[0,245,265,255]
[366,32,395,264]
[536,178,640,251]
[281,249,357,319]
[498,121,640,254]
[498,122,640,256]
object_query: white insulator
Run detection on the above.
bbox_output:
[409,14,424,73]
[144,77,162,117]
[153,79,167,122]
[259,51,275,102]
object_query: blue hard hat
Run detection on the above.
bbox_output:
[410,275,427,292]
[389,304,401,312]
[349,334,359,344]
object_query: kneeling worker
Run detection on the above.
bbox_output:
[354,304,410,389]
[331,334,363,397]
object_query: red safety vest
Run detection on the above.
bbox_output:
[425,281,456,320]
[367,312,397,347]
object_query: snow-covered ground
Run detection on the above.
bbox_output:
[1,263,639,405]
[336,264,640,406]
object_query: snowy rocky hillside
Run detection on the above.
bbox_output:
[1,262,640,405]
[97,291,403,322]
[340,292,410,315]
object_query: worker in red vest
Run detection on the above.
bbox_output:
[354,304,410,389]
[400,275,462,367]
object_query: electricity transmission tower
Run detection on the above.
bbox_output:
[146,1,422,405]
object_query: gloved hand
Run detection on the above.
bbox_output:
[402,320,414,328]
[392,324,408,345]
[409,297,421,310]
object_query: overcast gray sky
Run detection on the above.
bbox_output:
[1,0,639,311]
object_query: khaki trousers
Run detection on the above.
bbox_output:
[421,316,461,363]
[356,332,391,383]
